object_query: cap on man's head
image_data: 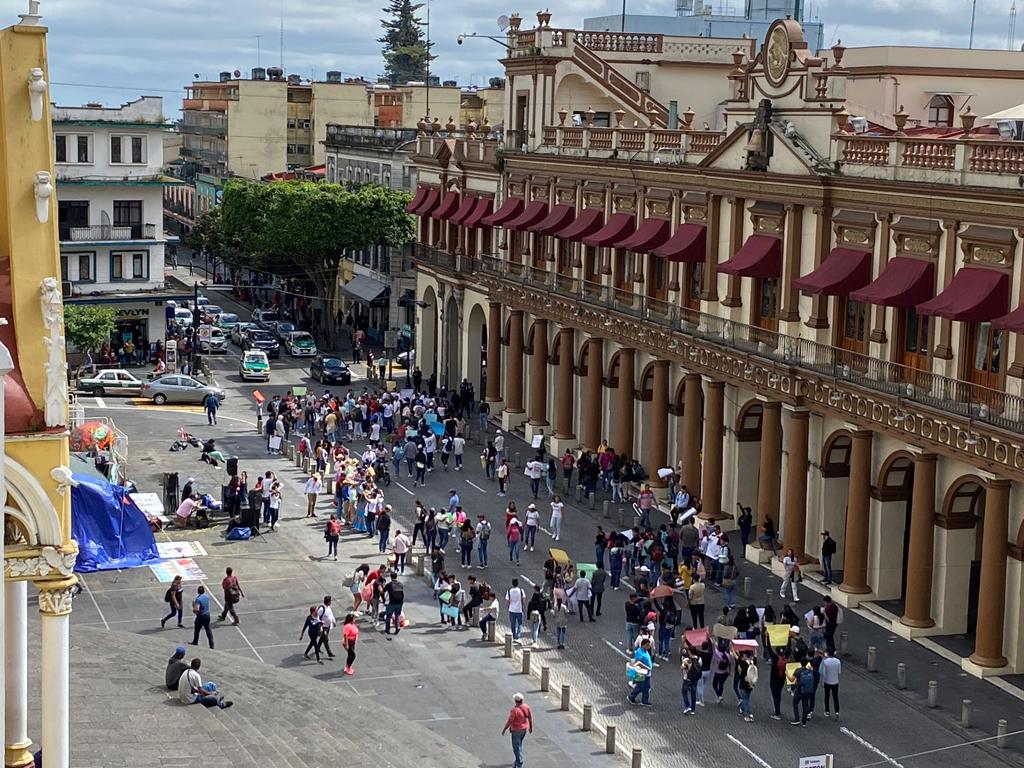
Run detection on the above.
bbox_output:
[821,530,830,536]
[174,646,187,657]
[513,692,524,702]
[790,625,801,633]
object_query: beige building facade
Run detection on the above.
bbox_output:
[409,13,1024,679]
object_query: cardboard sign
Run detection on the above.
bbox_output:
[767,624,791,648]
[684,628,709,648]
[786,661,802,684]
[293,386,307,396]
[252,389,265,404]
[712,623,738,640]
[531,434,543,449]
[731,638,758,652]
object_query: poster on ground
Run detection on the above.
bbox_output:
[156,541,208,559]
[149,557,206,583]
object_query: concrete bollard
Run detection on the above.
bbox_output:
[603,500,610,518]
[867,646,877,672]
[487,620,496,642]
[575,485,583,503]
[521,648,532,675]
[540,666,550,692]
[504,634,514,658]
[765,588,774,605]
[324,477,334,495]
[742,576,751,598]
[588,493,596,510]
[560,684,570,711]
[415,555,425,577]
[997,719,1008,748]
[618,508,626,527]
[582,704,593,732]
[896,663,907,689]
[605,725,616,754]
[961,699,972,728]
[295,452,303,468]
[840,631,849,655]
[927,680,938,708]
[514,451,522,468]
[285,442,294,460]
[631,748,643,768]
[302,456,311,473]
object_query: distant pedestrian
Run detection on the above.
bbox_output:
[820,531,837,585]
[821,648,841,718]
[553,597,569,648]
[501,693,533,768]
[574,570,594,622]
[203,392,219,425]
[325,514,341,560]
[627,638,654,705]
[218,567,244,625]
[475,514,491,567]
[392,529,411,574]
[190,585,214,649]
[780,547,800,602]
[590,562,607,616]
[506,578,527,641]
[688,574,706,628]
[317,596,336,659]
[382,573,405,635]
[304,472,323,518]
[342,613,359,675]
[549,496,564,541]
[161,574,184,629]
[497,459,510,496]
[300,605,323,663]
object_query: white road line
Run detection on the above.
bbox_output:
[465,480,488,493]
[841,726,905,768]
[394,481,415,496]
[604,639,631,659]
[94,396,107,409]
[725,734,774,768]
[519,574,535,586]
[346,671,421,683]
[78,575,110,631]
[205,590,266,664]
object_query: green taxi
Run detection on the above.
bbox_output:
[238,350,271,381]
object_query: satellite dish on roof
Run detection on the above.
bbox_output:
[497,14,510,31]
[234,69,241,78]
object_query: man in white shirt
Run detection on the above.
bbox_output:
[524,459,543,499]
[494,431,506,464]
[506,578,528,640]
[452,434,466,470]
[821,648,841,718]
[317,596,337,659]
[573,570,595,622]
[424,432,437,471]
[393,529,411,573]
[177,659,232,709]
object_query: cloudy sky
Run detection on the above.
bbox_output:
[40,0,1023,113]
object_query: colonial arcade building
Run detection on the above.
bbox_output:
[409,16,1024,676]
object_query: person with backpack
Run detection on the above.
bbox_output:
[822,595,843,653]
[767,643,789,720]
[300,605,324,663]
[161,575,184,629]
[711,640,732,703]
[681,649,702,715]
[325,514,342,560]
[507,517,523,566]
[736,651,758,721]
[506,578,528,641]
[791,661,816,726]
[217,567,243,625]
[475,514,492,567]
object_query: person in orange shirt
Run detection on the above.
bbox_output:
[501,692,533,768]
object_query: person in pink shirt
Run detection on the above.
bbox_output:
[501,692,533,768]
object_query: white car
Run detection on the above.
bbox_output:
[173,307,194,327]
[196,324,228,353]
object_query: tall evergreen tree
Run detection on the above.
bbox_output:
[379,0,433,85]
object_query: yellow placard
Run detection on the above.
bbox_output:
[767,624,791,648]
[786,661,802,684]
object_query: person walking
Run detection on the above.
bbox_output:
[574,570,594,622]
[501,693,533,768]
[325,514,341,560]
[820,531,837,585]
[475,514,491,568]
[497,459,510,496]
[300,605,324,663]
[822,595,841,653]
[721,554,739,610]
[392,529,411,574]
[780,547,801,602]
[681,650,701,715]
[507,517,523,565]
[190,585,214,649]
[161,574,184,628]
[627,638,654,705]
[548,495,564,541]
[590,563,607,617]
[304,472,323,518]
[553,597,570,649]
[688,574,706,629]
[791,661,815,726]
[459,521,475,568]
[525,457,543,499]
[821,648,841,718]
[625,592,643,649]
[342,613,359,675]
[203,391,219,426]
[736,652,758,722]
[506,578,527,641]
[217,567,244,625]
[523,503,539,551]
[377,505,392,554]
[382,572,405,635]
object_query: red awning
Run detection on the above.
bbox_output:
[917,268,1009,322]
[449,195,478,226]
[993,304,1024,333]
[482,197,524,227]
[849,257,934,308]
[416,188,440,217]
[558,208,604,242]
[431,191,461,220]
[405,186,429,214]
[530,204,575,236]
[615,218,671,253]
[792,247,872,296]
[463,197,494,228]
[505,201,549,231]
[582,213,636,248]
[718,234,782,278]
[652,223,706,263]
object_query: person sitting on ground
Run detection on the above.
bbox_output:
[177,659,232,709]
[174,494,201,528]
[165,646,189,690]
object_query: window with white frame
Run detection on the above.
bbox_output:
[62,252,95,282]
[55,133,93,164]
[110,250,148,281]
[110,134,147,164]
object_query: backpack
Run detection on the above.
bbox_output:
[164,587,173,603]
[686,659,702,683]
[508,523,521,543]
[479,521,491,540]
[775,654,788,678]
[745,663,758,687]
[798,667,815,694]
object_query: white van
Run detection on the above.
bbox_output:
[196,324,228,353]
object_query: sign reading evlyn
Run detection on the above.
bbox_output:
[116,308,149,318]
[799,756,833,768]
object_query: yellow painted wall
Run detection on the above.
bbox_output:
[226,79,288,178]
[311,83,375,164]
[7,437,71,542]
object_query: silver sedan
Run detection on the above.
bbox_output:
[140,375,226,405]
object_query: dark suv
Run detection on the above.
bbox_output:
[310,355,351,384]
[243,329,281,359]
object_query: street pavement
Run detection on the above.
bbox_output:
[65,275,1024,768]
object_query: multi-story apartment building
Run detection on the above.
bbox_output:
[409,14,1024,677]
[54,96,184,353]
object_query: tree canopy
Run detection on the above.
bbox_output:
[379,0,433,85]
[64,305,116,353]
[186,206,230,261]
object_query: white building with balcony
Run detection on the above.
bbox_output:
[53,96,188,356]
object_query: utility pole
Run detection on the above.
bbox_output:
[279,0,284,68]
[253,35,263,67]
[621,0,626,31]
[425,0,431,119]
[970,0,978,48]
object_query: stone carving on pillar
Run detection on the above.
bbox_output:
[37,582,76,616]
[6,547,77,579]
[40,277,69,427]
[50,465,78,496]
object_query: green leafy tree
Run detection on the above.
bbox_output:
[64,305,116,354]
[379,0,433,85]
[186,207,228,260]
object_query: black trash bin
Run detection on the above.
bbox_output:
[163,472,179,513]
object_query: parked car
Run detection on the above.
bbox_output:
[252,308,279,323]
[238,350,271,381]
[195,295,210,308]
[310,355,351,385]
[285,331,317,357]
[274,321,297,342]
[394,349,416,368]
[243,329,281,358]
[196,324,228,353]
[76,368,144,396]
[201,305,224,324]
[216,312,240,331]
[230,322,257,346]
[141,375,225,405]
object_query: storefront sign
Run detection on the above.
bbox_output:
[116,308,149,318]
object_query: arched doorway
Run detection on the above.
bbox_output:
[735,401,763,517]
[419,285,438,379]
[465,302,487,396]
[871,452,914,603]
[817,431,852,577]
[940,477,986,635]
[443,294,461,388]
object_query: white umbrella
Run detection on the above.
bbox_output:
[981,103,1024,121]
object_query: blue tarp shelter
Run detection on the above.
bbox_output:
[71,473,159,572]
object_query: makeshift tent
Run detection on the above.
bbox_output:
[71,473,159,572]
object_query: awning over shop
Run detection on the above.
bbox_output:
[792,247,872,296]
[582,213,635,248]
[652,223,706,263]
[449,195,478,226]
[405,186,429,213]
[530,204,575,236]
[558,208,604,242]
[718,234,782,278]
[481,197,524,227]
[341,274,387,303]
[849,257,934,308]
[917,267,1009,322]
[615,218,671,253]
[505,201,549,231]
[431,191,461,220]
[993,304,1024,332]
[416,188,440,217]
[463,197,494,228]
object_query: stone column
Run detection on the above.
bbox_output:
[970,478,1011,668]
[615,349,636,459]
[901,452,937,629]
[554,328,576,440]
[699,379,725,520]
[682,373,703,494]
[39,581,75,768]
[584,337,604,450]
[528,319,549,427]
[755,400,782,530]
[5,581,31,768]
[506,310,525,413]
[647,360,670,487]
[486,301,503,404]
[782,408,810,560]
[839,430,874,595]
